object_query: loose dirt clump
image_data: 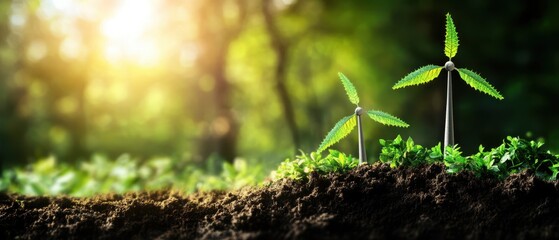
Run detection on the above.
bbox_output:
[2,164,559,239]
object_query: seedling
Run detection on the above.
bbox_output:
[318,72,409,163]
[379,135,559,181]
[392,13,503,153]
[273,150,359,181]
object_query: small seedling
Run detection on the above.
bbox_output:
[318,72,409,163]
[272,150,359,181]
[379,135,559,181]
[392,13,503,153]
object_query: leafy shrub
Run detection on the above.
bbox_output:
[379,135,442,167]
[379,135,559,180]
[272,150,359,181]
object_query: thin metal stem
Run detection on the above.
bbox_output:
[356,114,366,163]
[444,70,454,154]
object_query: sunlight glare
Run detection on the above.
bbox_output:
[101,0,160,65]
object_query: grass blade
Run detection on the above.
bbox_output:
[457,68,504,100]
[393,65,443,89]
[317,115,356,153]
[367,110,409,127]
[338,72,360,105]
[444,13,459,59]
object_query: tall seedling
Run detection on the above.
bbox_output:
[318,73,409,163]
[393,13,503,153]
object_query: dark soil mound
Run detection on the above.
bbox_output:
[2,164,559,239]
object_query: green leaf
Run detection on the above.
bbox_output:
[444,13,459,59]
[367,110,409,127]
[393,65,443,89]
[338,72,360,105]
[457,68,504,100]
[317,115,356,153]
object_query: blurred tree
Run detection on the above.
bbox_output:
[262,0,300,152]
[194,0,248,162]
[0,0,558,169]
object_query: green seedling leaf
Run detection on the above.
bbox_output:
[457,68,504,100]
[338,72,360,105]
[444,13,459,59]
[393,65,443,89]
[317,115,356,153]
[367,110,409,127]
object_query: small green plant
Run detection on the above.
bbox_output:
[379,135,559,180]
[318,72,409,163]
[0,155,267,196]
[393,13,503,152]
[379,135,442,168]
[272,150,359,181]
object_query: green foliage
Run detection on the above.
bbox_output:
[317,115,356,153]
[392,65,443,89]
[444,13,459,59]
[379,135,559,180]
[272,150,359,181]
[319,72,409,153]
[457,68,504,100]
[338,72,360,105]
[379,135,442,168]
[394,13,503,100]
[0,155,266,196]
[367,110,410,127]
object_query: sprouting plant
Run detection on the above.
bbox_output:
[318,72,409,163]
[379,135,442,168]
[272,150,359,181]
[378,135,559,181]
[392,13,503,153]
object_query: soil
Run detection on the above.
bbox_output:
[2,163,559,239]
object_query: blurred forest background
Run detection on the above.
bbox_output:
[1,0,559,193]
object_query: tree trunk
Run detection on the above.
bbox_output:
[262,1,300,152]
[195,0,247,163]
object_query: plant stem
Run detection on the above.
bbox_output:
[444,69,454,154]
[356,114,367,163]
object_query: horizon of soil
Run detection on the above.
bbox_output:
[2,163,559,239]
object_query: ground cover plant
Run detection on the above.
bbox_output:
[393,13,504,151]
[272,150,359,180]
[378,135,559,181]
[0,155,266,196]
[318,72,408,163]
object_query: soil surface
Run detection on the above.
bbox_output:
[2,164,559,239]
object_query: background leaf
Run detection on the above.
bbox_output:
[338,72,360,105]
[393,65,443,89]
[457,68,504,100]
[445,13,459,59]
[367,110,409,127]
[317,115,356,153]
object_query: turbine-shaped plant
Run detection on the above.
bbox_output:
[393,13,503,152]
[318,72,409,163]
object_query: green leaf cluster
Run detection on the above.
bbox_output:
[0,155,266,196]
[379,135,442,168]
[318,72,408,153]
[272,150,359,181]
[379,135,559,180]
[393,13,504,100]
